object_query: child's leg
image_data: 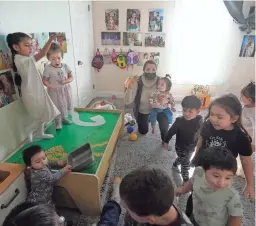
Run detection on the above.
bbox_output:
[97,178,121,226]
[62,115,72,124]
[236,156,245,178]
[34,122,54,139]
[180,148,194,182]
[162,108,173,124]
[55,115,62,130]
[173,146,182,170]
[149,109,159,134]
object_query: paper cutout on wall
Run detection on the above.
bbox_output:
[123,32,142,46]
[148,9,164,32]
[0,70,15,108]
[127,9,141,32]
[105,9,119,30]
[101,32,121,45]
[145,33,165,47]
[0,35,11,71]
[239,35,255,57]
[137,52,160,67]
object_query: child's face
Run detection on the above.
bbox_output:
[31,150,48,170]
[205,167,234,190]
[183,108,199,120]
[209,105,238,130]
[49,52,62,67]
[132,12,136,18]
[14,38,33,56]
[158,79,167,92]
[240,93,252,106]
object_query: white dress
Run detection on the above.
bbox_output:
[14,55,60,123]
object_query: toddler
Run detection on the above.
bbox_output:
[23,145,72,204]
[176,147,242,226]
[43,43,73,130]
[149,74,175,134]
[164,95,203,182]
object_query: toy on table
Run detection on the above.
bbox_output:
[129,132,138,141]
[124,113,136,126]
[127,126,134,134]
[90,100,116,110]
[191,85,210,109]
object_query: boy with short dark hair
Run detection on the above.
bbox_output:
[164,95,203,182]
[175,147,242,226]
[120,167,193,226]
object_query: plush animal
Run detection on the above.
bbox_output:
[90,100,116,110]
[124,113,136,126]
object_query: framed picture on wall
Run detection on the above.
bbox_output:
[137,52,160,66]
[0,70,15,108]
[101,32,121,45]
[127,9,141,32]
[123,32,142,46]
[105,9,119,30]
[239,35,255,57]
[145,33,165,47]
[0,35,11,71]
[148,9,164,32]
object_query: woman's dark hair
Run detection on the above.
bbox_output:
[195,146,237,175]
[205,93,251,142]
[46,42,63,60]
[6,32,31,86]
[159,74,172,92]
[241,81,255,103]
[22,145,43,192]
[143,60,157,71]
[120,166,174,217]
[3,202,57,226]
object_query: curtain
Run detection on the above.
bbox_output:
[168,0,235,85]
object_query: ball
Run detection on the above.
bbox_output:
[129,132,137,141]
[127,126,134,134]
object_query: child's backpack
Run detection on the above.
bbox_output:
[126,49,139,70]
[92,49,104,71]
[116,51,127,69]
[102,48,112,64]
[112,49,118,64]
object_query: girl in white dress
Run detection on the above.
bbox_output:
[43,43,73,130]
[6,32,60,140]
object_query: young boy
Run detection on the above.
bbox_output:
[175,147,242,226]
[120,167,193,226]
[163,95,203,182]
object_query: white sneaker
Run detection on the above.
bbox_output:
[35,133,54,139]
[62,118,72,125]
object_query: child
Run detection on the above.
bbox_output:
[176,147,242,226]
[192,93,254,200]
[42,43,73,130]
[149,74,175,134]
[164,95,203,182]
[6,33,60,139]
[120,167,193,226]
[23,145,72,204]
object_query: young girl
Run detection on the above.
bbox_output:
[193,94,254,200]
[149,74,175,134]
[23,145,72,204]
[176,147,242,226]
[42,43,73,130]
[6,33,60,140]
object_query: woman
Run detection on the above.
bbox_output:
[124,60,169,142]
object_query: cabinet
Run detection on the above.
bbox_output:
[0,173,27,226]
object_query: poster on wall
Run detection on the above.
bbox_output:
[105,9,119,30]
[145,33,165,47]
[30,32,49,55]
[239,35,255,57]
[137,52,160,66]
[123,32,142,46]
[0,71,15,108]
[101,32,121,45]
[49,32,67,53]
[148,9,164,32]
[127,9,141,32]
[0,35,11,71]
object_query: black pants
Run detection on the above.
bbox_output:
[137,112,169,141]
[98,201,121,226]
[186,193,193,217]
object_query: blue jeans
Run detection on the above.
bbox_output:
[150,108,173,125]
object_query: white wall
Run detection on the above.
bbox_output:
[0,1,79,160]
[92,0,255,99]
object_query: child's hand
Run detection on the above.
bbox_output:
[158,97,168,105]
[58,159,67,167]
[171,107,176,112]
[61,80,67,85]
[151,103,157,108]
[243,184,255,201]
[175,187,184,196]
[163,142,169,150]
[49,34,58,41]
[61,165,72,174]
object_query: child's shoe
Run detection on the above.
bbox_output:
[55,118,63,130]
[62,117,73,125]
[111,177,122,203]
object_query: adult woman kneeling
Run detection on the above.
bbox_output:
[124,60,169,142]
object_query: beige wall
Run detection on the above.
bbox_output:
[92,1,255,100]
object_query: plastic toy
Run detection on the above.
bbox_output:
[129,132,137,141]
[90,100,116,110]
[124,113,136,126]
[127,126,134,134]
